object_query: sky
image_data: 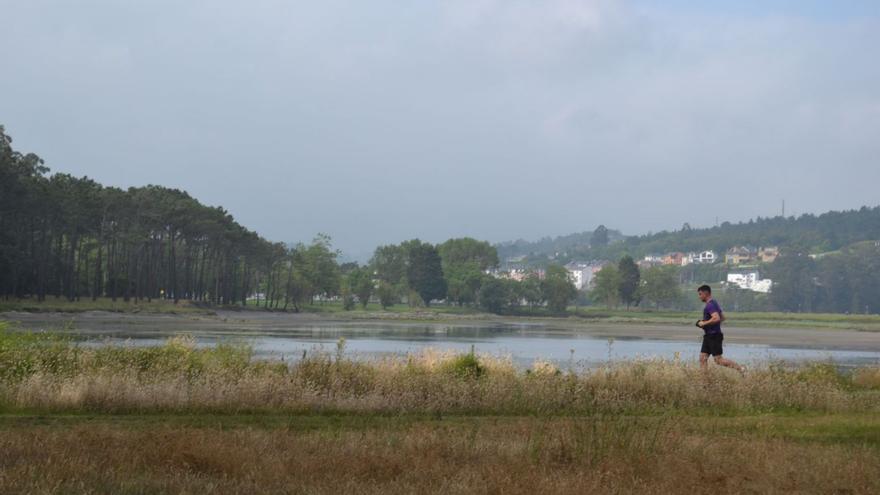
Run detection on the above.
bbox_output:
[2,0,879,261]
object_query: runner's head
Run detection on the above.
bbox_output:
[697,284,712,302]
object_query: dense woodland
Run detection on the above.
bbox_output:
[767,241,880,314]
[0,126,503,311]
[0,126,337,307]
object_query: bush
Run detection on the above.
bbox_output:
[442,352,485,379]
[478,277,508,314]
[342,292,356,311]
[376,282,397,309]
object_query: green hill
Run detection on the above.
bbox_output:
[500,206,880,265]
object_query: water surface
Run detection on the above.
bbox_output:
[5,311,879,369]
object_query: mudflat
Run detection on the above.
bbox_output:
[3,309,880,352]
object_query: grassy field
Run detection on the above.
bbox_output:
[2,412,879,494]
[0,297,213,315]
[1,322,879,493]
[255,302,880,331]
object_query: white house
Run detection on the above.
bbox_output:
[727,271,759,289]
[643,254,664,263]
[685,250,717,265]
[496,268,545,281]
[751,279,773,293]
[564,261,607,290]
[568,268,587,289]
[727,271,773,293]
[565,262,591,290]
[638,254,664,270]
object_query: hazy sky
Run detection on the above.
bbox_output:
[3,1,879,260]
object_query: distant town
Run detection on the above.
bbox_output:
[489,245,779,294]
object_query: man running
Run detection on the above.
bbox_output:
[696,285,744,372]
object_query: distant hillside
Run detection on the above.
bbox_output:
[499,206,880,266]
[496,228,624,266]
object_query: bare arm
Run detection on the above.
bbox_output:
[698,311,722,327]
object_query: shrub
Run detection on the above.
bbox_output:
[342,292,356,311]
[442,352,485,379]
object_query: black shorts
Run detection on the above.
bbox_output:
[701,333,724,356]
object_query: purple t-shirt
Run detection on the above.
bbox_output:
[702,299,723,335]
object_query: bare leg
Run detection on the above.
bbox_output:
[700,352,710,371]
[713,355,744,372]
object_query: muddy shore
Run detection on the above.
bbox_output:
[3,310,880,352]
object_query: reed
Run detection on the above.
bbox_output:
[1,328,877,415]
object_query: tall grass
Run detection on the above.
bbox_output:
[3,322,879,493]
[1,327,877,415]
[5,416,879,494]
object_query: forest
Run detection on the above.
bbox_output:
[0,125,325,306]
[0,126,502,311]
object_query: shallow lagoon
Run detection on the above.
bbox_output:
[4,311,879,369]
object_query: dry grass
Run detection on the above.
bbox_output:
[853,367,880,389]
[1,332,878,415]
[1,417,878,494]
[2,329,879,493]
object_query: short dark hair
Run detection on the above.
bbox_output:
[697,284,712,294]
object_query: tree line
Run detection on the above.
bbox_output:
[768,242,880,314]
[511,208,880,268]
[586,243,880,315]
[5,124,875,315]
[1,126,581,312]
[359,237,583,314]
[0,125,340,307]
